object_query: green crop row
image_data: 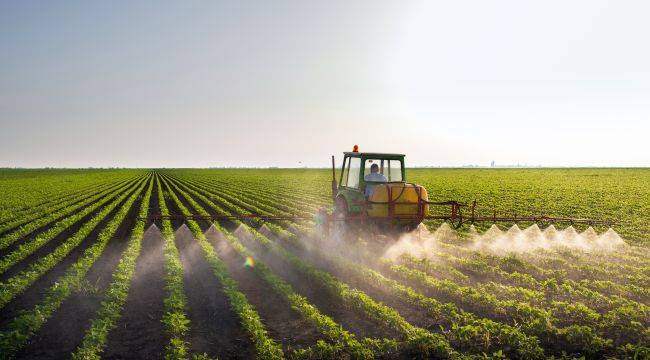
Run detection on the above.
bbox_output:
[174,174,648,359]
[159,169,650,358]
[174,175,313,237]
[162,176,384,359]
[0,176,148,309]
[155,174,191,360]
[196,182,548,359]
[403,250,650,349]
[0,177,137,251]
[388,263,623,356]
[162,173,317,228]
[0,178,141,275]
[161,176,284,359]
[0,173,150,359]
[161,174,306,240]
[420,234,645,309]
[434,231,646,282]
[0,179,119,234]
[432,245,649,311]
[533,246,649,274]
[531,252,649,288]
[71,176,154,359]
[0,180,100,226]
[165,171,329,210]
[178,172,648,324]
[162,175,458,359]
[0,169,145,224]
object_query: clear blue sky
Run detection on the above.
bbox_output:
[1,0,648,167]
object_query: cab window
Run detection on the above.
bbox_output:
[363,158,402,182]
[347,157,361,188]
[364,159,384,180]
[388,160,403,181]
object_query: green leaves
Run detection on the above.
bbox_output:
[161,176,284,360]
[0,174,151,359]
[157,175,191,360]
[72,177,154,359]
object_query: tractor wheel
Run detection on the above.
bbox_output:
[332,198,350,240]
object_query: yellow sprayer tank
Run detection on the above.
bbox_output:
[367,183,429,225]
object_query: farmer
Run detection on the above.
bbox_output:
[364,163,387,197]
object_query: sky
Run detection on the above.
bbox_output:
[1,0,649,168]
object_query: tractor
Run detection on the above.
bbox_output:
[315,145,612,236]
[327,146,430,233]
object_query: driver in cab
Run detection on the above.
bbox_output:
[364,163,387,198]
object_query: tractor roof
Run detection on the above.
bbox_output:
[343,152,405,158]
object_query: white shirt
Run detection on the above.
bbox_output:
[364,172,388,197]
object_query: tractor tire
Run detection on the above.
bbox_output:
[332,197,350,240]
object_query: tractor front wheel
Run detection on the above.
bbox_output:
[332,198,350,240]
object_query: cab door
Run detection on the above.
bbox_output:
[337,156,365,213]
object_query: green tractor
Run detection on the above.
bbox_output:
[321,145,432,234]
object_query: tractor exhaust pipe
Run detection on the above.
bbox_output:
[331,155,337,202]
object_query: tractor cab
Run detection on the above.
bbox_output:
[330,146,429,228]
[338,151,405,199]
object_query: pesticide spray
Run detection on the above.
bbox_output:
[381,223,627,260]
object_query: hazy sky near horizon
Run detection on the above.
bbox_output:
[1,0,649,168]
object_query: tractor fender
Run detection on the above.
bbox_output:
[336,191,364,214]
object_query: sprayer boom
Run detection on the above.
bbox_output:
[141,213,314,222]
[422,200,614,228]
[141,199,612,232]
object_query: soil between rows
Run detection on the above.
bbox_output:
[192,182,451,332]
[0,186,94,238]
[163,185,255,359]
[173,224,254,359]
[0,183,143,329]
[166,178,333,354]
[14,185,145,359]
[236,229,401,341]
[103,225,167,359]
[0,184,109,237]
[276,233,444,331]
[0,183,136,282]
[165,177,400,342]
[103,180,166,359]
[0,181,132,259]
[205,224,326,352]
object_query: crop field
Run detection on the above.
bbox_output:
[0,168,647,359]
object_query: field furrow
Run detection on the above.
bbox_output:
[0,174,150,358]
[163,174,458,358]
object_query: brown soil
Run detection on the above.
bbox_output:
[0,182,138,277]
[282,237,444,331]
[0,181,111,234]
[236,227,402,341]
[103,224,167,359]
[13,186,144,359]
[205,225,326,352]
[0,184,142,330]
[103,179,166,359]
[173,224,254,359]
[0,181,132,258]
[162,176,401,341]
